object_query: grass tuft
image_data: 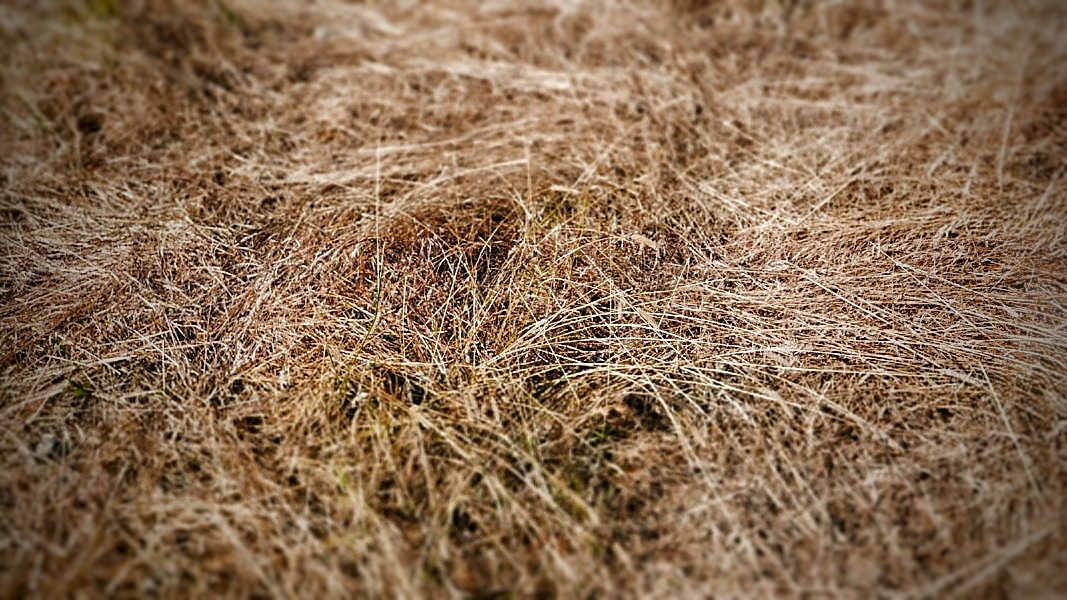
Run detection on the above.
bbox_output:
[2,0,1066,597]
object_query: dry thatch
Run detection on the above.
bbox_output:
[2,0,1066,596]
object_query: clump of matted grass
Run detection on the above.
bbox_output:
[2,0,1066,596]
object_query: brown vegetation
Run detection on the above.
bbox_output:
[2,0,1066,596]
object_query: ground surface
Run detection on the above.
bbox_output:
[2,0,1067,597]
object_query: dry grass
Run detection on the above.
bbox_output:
[2,0,1067,597]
